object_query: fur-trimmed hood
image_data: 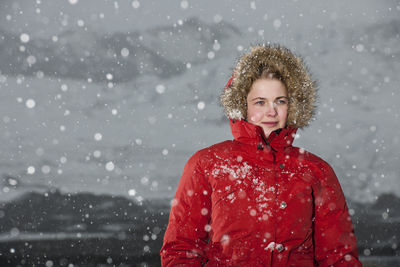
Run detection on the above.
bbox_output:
[221,44,317,129]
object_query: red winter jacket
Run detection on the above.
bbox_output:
[161,119,361,266]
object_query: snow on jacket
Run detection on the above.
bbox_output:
[160,45,361,266]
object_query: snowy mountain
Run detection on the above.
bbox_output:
[0,17,240,82]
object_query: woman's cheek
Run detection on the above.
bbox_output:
[248,110,264,123]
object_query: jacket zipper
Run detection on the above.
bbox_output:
[271,151,278,266]
[267,148,278,267]
[261,129,279,266]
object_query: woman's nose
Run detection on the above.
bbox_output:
[265,102,277,116]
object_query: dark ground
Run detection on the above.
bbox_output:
[0,190,398,266]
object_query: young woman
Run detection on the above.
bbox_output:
[160,45,361,266]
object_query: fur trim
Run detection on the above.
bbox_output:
[221,44,317,128]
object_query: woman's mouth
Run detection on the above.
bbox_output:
[262,122,278,126]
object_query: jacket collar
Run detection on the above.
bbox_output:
[229,119,297,151]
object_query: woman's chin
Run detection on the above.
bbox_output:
[262,128,274,137]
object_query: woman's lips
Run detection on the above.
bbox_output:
[262,122,278,126]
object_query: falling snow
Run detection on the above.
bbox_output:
[0,0,398,265]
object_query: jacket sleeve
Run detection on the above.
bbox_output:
[160,151,212,266]
[313,161,362,267]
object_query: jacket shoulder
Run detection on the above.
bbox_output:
[289,146,336,181]
[195,140,236,156]
[187,140,235,166]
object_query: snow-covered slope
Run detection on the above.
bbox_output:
[0,17,240,82]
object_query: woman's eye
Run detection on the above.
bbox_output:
[276,99,288,105]
[255,101,265,105]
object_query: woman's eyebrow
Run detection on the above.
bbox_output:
[251,97,267,101]
[251,96,288,101]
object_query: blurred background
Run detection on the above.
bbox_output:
[0,0,399,266]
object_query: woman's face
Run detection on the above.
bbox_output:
[246,78,289,137]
